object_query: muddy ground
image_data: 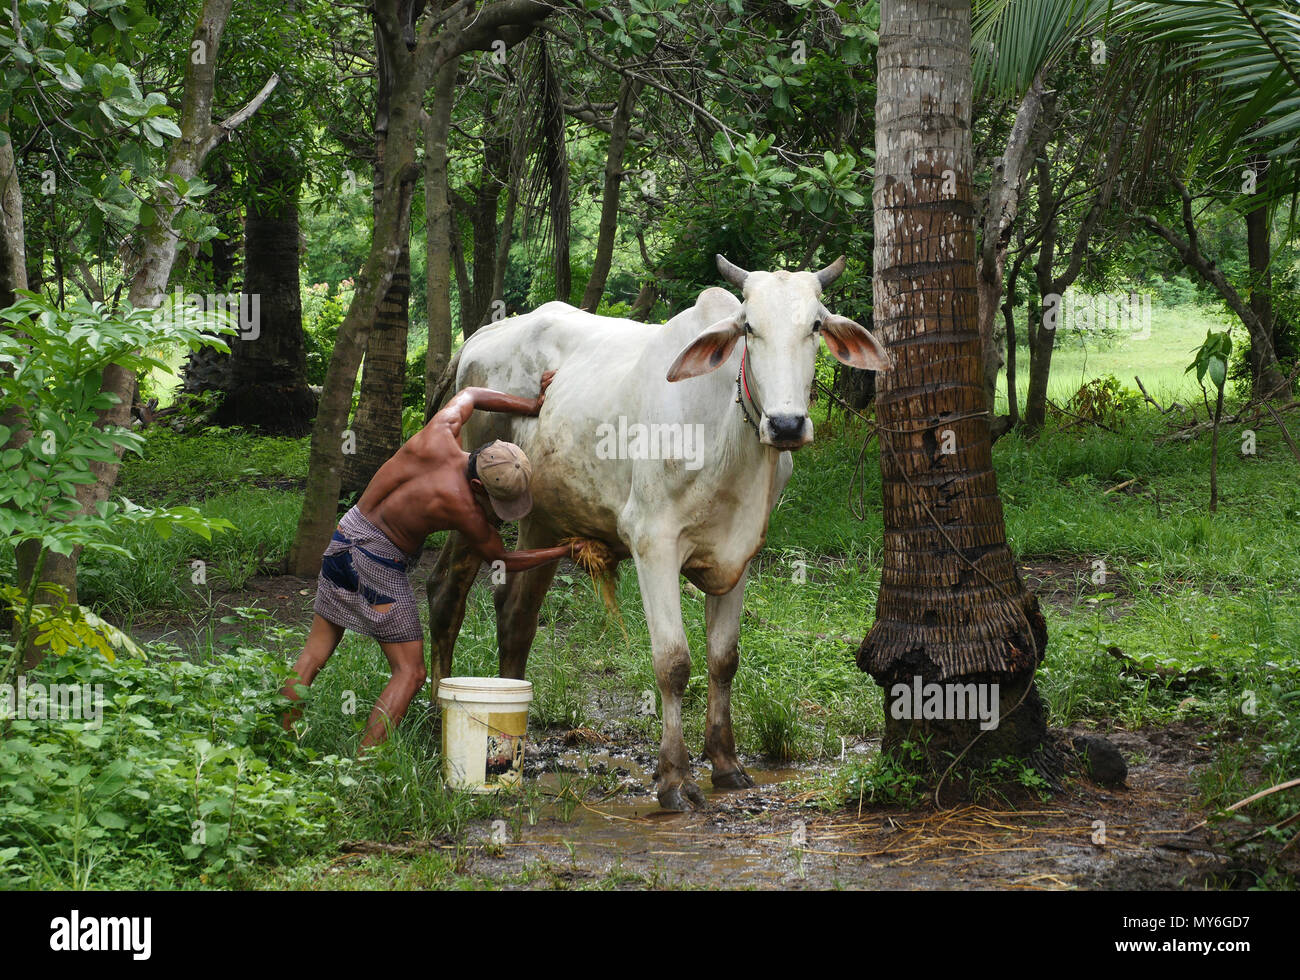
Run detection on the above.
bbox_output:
[137,567,1290,890]
[322,721,1274,890]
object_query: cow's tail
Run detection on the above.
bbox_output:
[425,346,464,421]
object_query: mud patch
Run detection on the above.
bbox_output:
[391,723,1274,890]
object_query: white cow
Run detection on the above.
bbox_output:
[426,255,891,809]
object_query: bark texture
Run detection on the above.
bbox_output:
[858,0,1048,770]
[424,59,458,418]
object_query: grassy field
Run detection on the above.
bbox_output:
[2,300,1296,889]
[996,301,1239,413]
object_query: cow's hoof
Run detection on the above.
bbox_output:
[658,780,706,811]
[712,768,755,790]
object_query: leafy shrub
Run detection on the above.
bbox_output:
[1062,375,1143,428]
[1155,274,1199,307]
[837,742,928,808]
[0,644,337,887]
[303,285,350,386]
[0,293,235,685]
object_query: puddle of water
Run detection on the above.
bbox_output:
[512,743,825,886]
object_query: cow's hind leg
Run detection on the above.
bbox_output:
[633,543,704,811]
[426,531,483,693]
[704,565,754,789]
[495,523,558,680]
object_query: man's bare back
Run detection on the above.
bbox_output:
[358,370,574,572]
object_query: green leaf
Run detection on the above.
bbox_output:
[94,810,128,829]
[1208,357,1227,390]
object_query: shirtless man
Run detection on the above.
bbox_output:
[281,372,580,748]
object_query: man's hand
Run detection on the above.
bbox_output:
[534,370,556,415]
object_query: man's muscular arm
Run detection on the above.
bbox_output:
[465,521,576,573]
[432,373,554,441]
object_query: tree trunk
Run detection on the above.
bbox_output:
[580,76,642,311]
[341,240,411,494]
[1000,251,1025,432]
[858,0,1048,774]
[977,73,1044,417]
[0,119,29,310]
[538,37,570,303]
[213,157,316,435]
[462,112,508,337]
[1022,101,1126,433]
[629,277,657,321]
[340,60,415,496]
[833,364,876,413]
[1245,201,1286,397]
[180,158,240,398]
[287,0,556,576]
[424,59,458,419]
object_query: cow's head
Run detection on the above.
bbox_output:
[666,254,891,449]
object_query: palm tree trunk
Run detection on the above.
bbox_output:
[858,0,1048,773]
[214,157,317,435]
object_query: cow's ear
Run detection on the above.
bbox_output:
[666,316,745,381]
[820,313,891,371]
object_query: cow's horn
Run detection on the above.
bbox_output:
[816,255,848,289]
[716,254,749,288]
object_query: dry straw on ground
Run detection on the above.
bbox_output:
[562,537,625,635]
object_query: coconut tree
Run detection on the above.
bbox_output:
[859,0,1050,774]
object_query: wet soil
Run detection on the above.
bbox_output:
[335,721,1282,891]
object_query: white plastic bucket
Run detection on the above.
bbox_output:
[436,677,533,792]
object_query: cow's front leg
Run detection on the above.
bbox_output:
[704,565,754,789]
[633,545,704,811]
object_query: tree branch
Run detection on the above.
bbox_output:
[201,73,281,156]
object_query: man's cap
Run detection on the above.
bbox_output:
[474,440,533,521]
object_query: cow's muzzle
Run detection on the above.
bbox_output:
[761,413,812,449]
